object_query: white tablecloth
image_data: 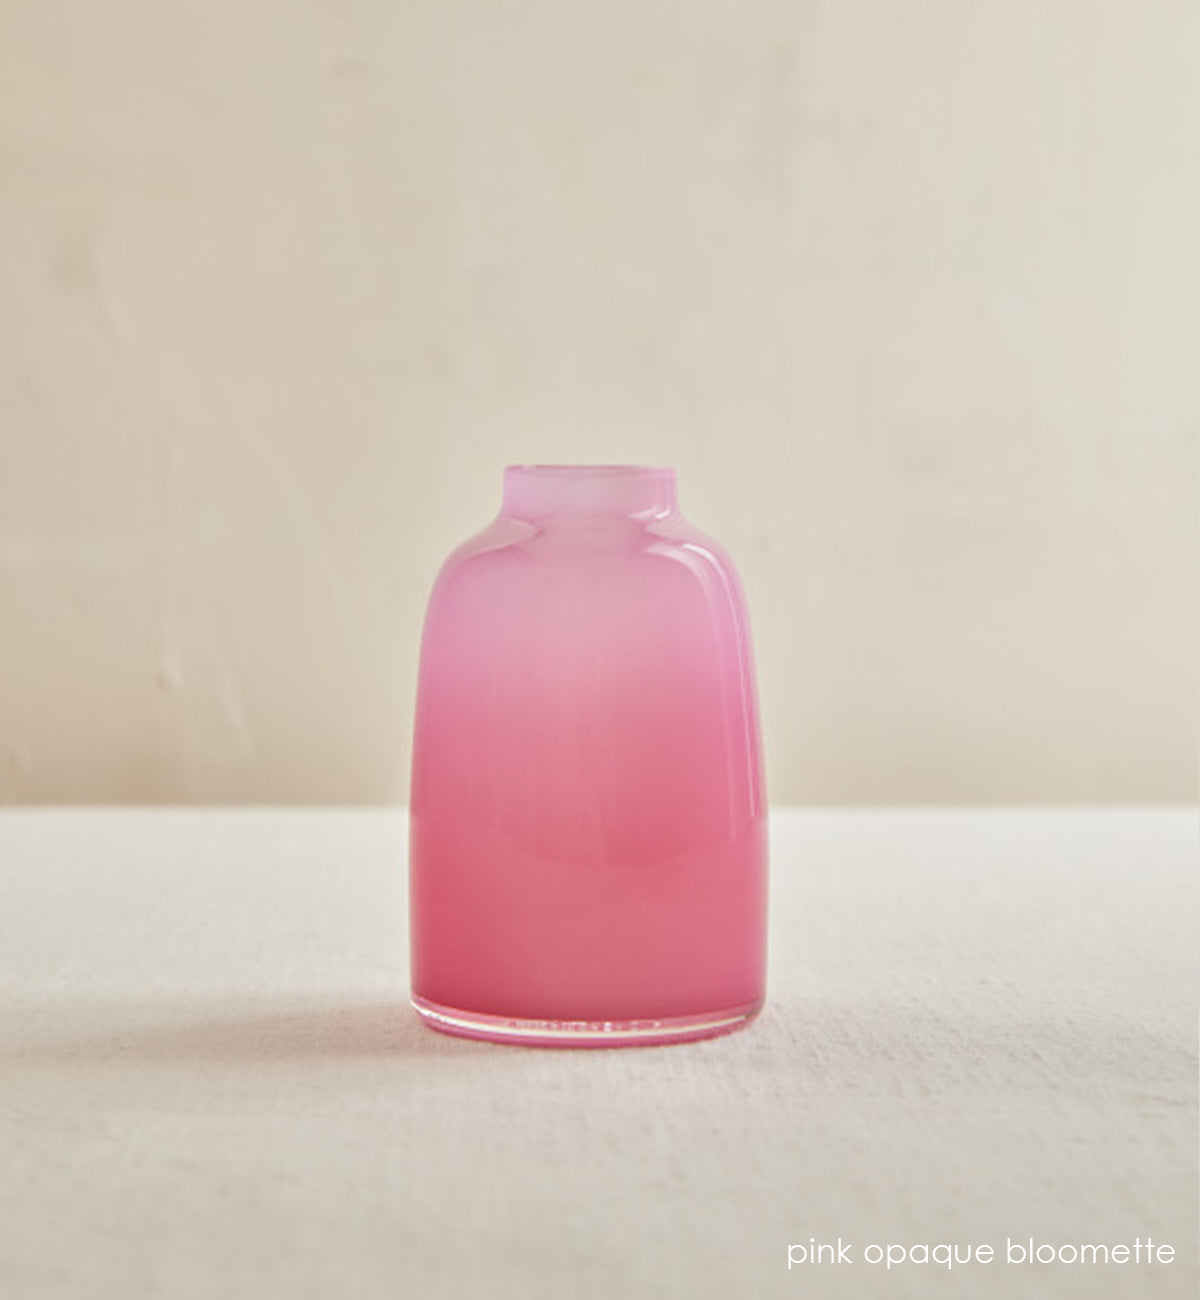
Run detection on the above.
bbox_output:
[0,809,1195,1299]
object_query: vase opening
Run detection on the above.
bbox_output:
[502,464,677,519]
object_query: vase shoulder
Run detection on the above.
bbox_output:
[434,511,746,604]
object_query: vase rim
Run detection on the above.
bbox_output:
[505,463,673,475]
[502,464,677,517]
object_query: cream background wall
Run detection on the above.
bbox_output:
[0,1,1195,804]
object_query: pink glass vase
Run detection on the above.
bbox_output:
[409,465,767,1045]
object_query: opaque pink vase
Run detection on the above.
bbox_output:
[410,466,767,1045]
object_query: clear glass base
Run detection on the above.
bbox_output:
[411,994,763,1047]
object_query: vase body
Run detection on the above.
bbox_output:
[409,466,767,1045]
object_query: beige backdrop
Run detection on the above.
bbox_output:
[0,1,1196,805]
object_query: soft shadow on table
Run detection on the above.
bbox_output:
[0,996,493,1068]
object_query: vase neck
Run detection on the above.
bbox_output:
[502,465,677,519]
